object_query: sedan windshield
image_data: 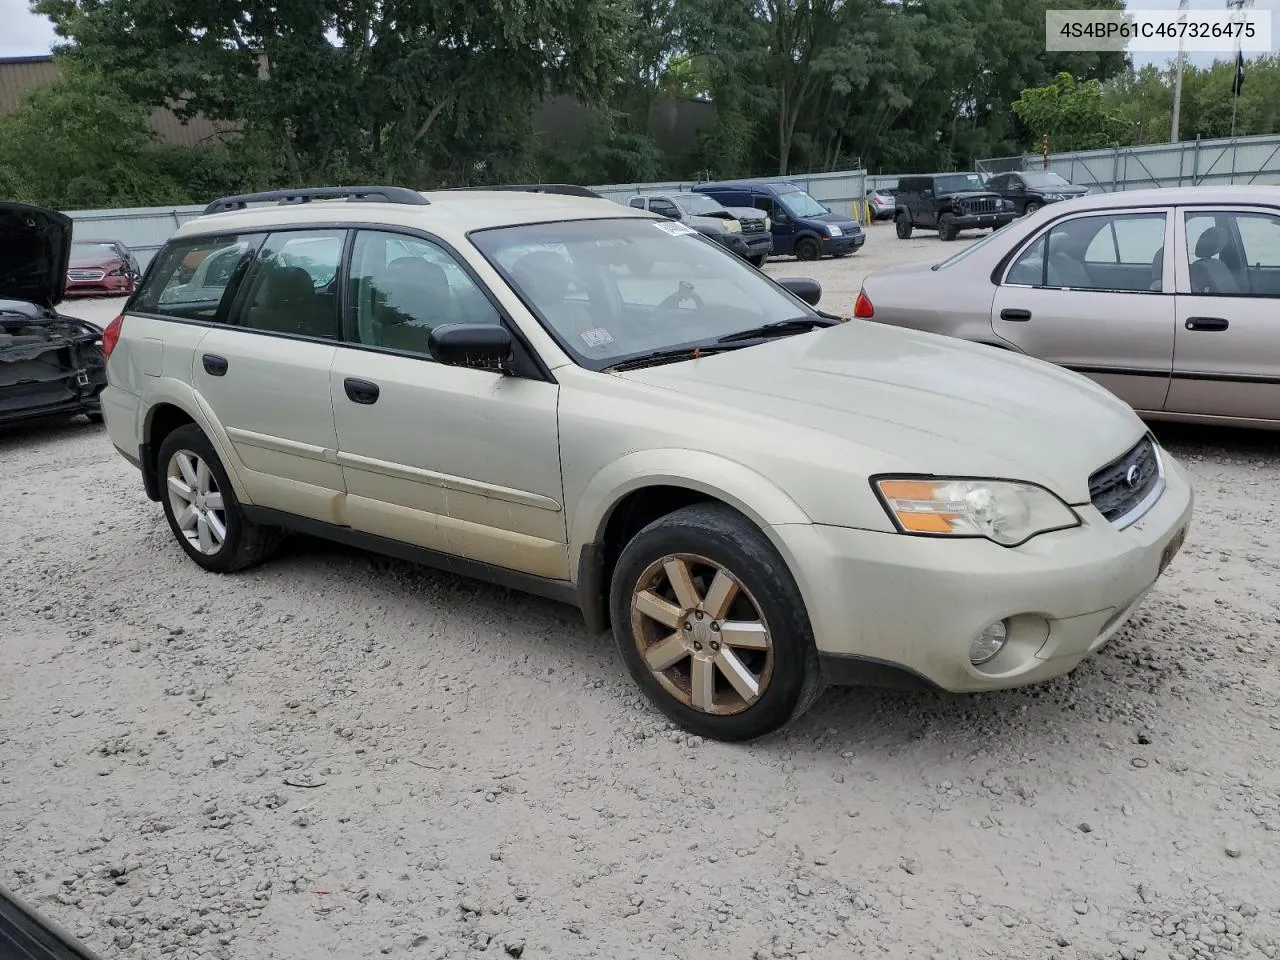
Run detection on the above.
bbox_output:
[935,174,988,193]
[1022,172,1071,188]
[471,218,815,369]
[779,189,829,218]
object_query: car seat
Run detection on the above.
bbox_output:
[374,257,452,353]
[510,251,597,340]
[1046,230,1094,288]
[245,265,320,336]
[1150,246,1164,291]
[1189,227,1241,295]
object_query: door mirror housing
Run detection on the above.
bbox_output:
[428,323,514,371]
[776,276,822,306]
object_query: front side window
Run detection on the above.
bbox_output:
[133,234,263,321]
[349,230,501,356]
[1005,213,1167,292]
[233,230,345,339]
[1185,210,1280,296]
[471,217,816,369]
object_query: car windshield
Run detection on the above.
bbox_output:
[779,189,829,218]
[1021,172,1071,188]
[72,242,118,256]
[935,174,987,193]
[674,194,728,216]
[470,218,815,369]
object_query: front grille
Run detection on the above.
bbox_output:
[740,220,767,235]
[1089,437,1162,526]
[962,198,997,215]
[68,269,106,282]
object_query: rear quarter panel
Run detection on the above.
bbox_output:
[861,268,1000,344]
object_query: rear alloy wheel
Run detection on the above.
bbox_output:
[938,213,959,241]
[157,423,281,573]
[794,236,821,261]
[1023,201,1042,216]
[895,214,913,239]
[610,503,822,741]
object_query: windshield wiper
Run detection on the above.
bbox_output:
[608,344,739,372]
[715,316,832,344]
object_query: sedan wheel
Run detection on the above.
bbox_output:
[166,450,227,556]
[630,553,773,715]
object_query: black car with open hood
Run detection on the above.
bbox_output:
[1,202,107,427]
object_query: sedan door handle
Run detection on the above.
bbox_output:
[1185,316,1229,332]
[202,354,229,376]
[1000,308,1032,321]
[343,377,380,405]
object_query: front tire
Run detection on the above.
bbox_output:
[748,254,767,269]
[1024,201,1041,216]
[609,503,822,742]
[794,236,821,261]
[938,213,959,241]
[895,214,913,239]
[157,423,280,573]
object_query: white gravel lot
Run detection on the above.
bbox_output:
[3,225,1278,960]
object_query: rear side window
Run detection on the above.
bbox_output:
[231,230,346,339]
[133,234,263,321]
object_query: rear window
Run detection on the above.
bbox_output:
[133,234,264,321]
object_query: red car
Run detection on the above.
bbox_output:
[64,239,141,298]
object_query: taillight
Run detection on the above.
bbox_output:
[102,314,124,360]
[853,289,875,319]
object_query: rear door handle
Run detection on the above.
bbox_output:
[202,354,228,376]
[1185,316,1229,332]
[1000,308,1032,321]
[344,378,380,405]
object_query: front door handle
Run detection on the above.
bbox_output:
[344,378,380,405]
[1185,316,1229,332]
[202,354,228,376]
[1000,308,1032,321]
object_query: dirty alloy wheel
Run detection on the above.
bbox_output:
[157,423,281,573]
[610,503,822,742]
[1023,201,1042,216]
[794,236,821,261]
[895,214,913,239]
[938,213,959,241]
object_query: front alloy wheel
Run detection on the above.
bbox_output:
[631,554,773,715]
[166,449,227,555]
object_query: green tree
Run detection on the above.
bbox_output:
[1013,70,1126,151]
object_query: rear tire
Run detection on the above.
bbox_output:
[609,503,822,742]
[794,236,821,262]
[156,423,281,573]
[938,213,959,241]
[895,214,913,239]
[748,254,768,269]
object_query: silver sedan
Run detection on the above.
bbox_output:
[854,186,1280,429]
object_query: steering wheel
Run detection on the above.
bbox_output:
[658,281,704,311]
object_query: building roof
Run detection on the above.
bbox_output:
[0,54,234,148]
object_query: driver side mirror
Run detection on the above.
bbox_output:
[429,323,514,372]
[776,276,821,306]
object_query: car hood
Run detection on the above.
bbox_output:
[68,256,123,270]
[617,322,1144,504]
[0,203,71,307]
[947,190,1001,201]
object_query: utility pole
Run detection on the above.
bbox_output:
[1227,0,1254,139]
[1170,0,1190,142]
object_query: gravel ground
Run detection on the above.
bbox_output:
[3,227,1278,960]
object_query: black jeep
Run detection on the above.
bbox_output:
[894,173,1016,241]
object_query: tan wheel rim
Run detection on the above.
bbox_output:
[630,553,773,716]
[166,449,227,555]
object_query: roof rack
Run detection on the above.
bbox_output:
[203,185,429,216]
[447,184,604,199]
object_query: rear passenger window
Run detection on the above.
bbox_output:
[133,235,263,321]
[232,230,345,339]
[348,231,501,357]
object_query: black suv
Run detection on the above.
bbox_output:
[894,173,1016,241]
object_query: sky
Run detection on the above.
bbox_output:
[1,0,1278,65]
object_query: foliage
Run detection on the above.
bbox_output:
[1013,71,1126,152]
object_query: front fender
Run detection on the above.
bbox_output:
[570,447,813,563]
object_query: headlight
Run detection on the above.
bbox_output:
[725,219,742,234]
[1045,193,1063,201]
[873,477,1080,547]
[764,216,772,230]
[827,225,843,237]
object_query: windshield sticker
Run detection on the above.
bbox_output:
[580,327,615,348]
[652,220,697,237]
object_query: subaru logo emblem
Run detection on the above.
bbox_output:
[1125,464,1141,488]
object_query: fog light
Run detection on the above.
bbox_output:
[970,620,1009,665]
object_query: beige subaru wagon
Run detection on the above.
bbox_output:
[856,186,1280,429]
[100,185,1192,741]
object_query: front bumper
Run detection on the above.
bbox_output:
[773,453,1194,692]
[64,276,134,298]
[953,211,1016,230]
[713,233,774,260]
[825,233,865,255]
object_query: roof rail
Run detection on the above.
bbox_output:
[203,185,429,216]
[447,183,604,199]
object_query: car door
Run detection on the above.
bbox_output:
[188,229,348,519]
[914,182,937,227]
[1165,206,1280,424]
[752,194,796,253]
[990,207,1175,413]
[329,229,568,580]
